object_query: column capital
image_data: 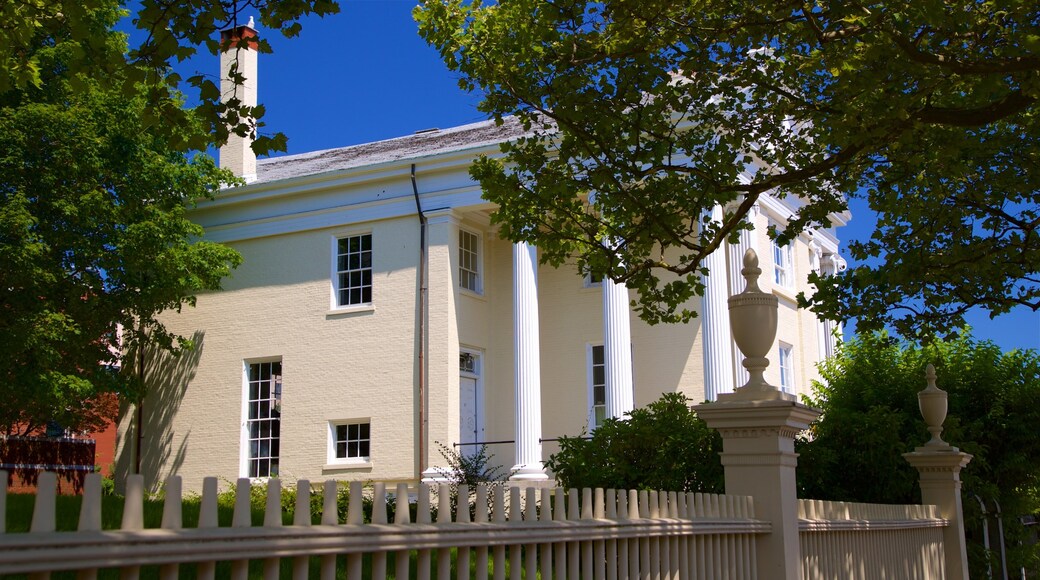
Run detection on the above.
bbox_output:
[425,208,460,226]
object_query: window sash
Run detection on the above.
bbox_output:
[246,361,282,478]
[773,240,793,288]
[590,345,606,428]
[459,230,480,292]
[336,234,373,306]
[333,421,371,460]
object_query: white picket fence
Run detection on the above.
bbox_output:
[0,471,767,578]
[799,498,947,579]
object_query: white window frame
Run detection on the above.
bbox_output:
[459,229,482,293]
[458,348,485,457]
[778,342,795,393]
[586,344,606,430]
[583,271,604,288]
[331,232,373,309]
[327,419,372,465]
[771,228,794,289]
[241,358,282,479]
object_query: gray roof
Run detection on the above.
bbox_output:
[255,116,530,184]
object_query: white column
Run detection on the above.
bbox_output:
[728,203,759,389]
[603,275,635,419]
[701,205,735,400]
[511,241,547,480]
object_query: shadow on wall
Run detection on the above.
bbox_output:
[114,330,205,492]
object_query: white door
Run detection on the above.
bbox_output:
[460,376,479,458]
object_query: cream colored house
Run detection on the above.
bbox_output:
[114,23,848,491]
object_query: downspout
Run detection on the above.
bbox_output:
[135,324,145,475]
[411,164,428,478]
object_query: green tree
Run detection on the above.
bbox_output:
[545,393,724,493]
[416,0,1040,337]
[1,0,340,157]
[798,332,1040,575]
[0,2,243,434]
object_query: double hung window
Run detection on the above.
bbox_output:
[246,361,282,478]
[335,234,372,307]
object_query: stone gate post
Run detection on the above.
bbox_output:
[694,249,819,580]
[903,364,973,580]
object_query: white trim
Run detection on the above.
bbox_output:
[241,357,283,479]
[459,347,485,453]
[778,342,795,393]
[459,228,483,294]
[199,185,487,244]
[330,231,374,311]
[586,343,606,430]
[327,418,372,465]
[770,221,795,290]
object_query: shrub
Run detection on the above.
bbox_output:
[798,331,1040,576]
[545,392,723,493]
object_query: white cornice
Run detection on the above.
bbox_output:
[205,141,510,212]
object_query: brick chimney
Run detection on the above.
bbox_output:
[219,17,258,183]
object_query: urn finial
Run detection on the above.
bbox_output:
[723,249,791,401]
[918,363,950,448]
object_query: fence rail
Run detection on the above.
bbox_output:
[0,471,766,579]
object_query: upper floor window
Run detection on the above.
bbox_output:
[778,343,795,393]
[772,235,794,289]
[335,234,372,306]
[459,229,481,293]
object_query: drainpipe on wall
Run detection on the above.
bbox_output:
[411,164,428,478]
[134,324,145,475]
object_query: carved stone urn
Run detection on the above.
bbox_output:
[918,364,951,448]
[722,249,792,401]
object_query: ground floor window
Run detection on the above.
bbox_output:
[331,421,370,461]
[588,344,606,429]
[246,360,282,478]
[778,343,795,393]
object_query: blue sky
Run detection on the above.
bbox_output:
[170,0,1039,352]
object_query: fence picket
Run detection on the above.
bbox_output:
[416,484,432,580]
[396,483,412,580]
[292,479,311,580]
[553,487,567,580]
[345,480,363,580]
[581,488,593,577]
[509,486,522,580]
[492,485,506,580]
[474,485,489,580]
[371,483,387,578]
[262,478,282,580]
[456,484,470,580]
[196,477,218,580]
[539,487,553,580]
[605,489,618,580]
[437,483,452,580]
[593,488,606,580]
[567,488,580,579]
[628,489,640,579]
[158,475,182,580]
[230,478,251,580]
[525,487,538,579]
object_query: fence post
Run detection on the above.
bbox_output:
[694,249,819,580]
[903,364,972,580]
